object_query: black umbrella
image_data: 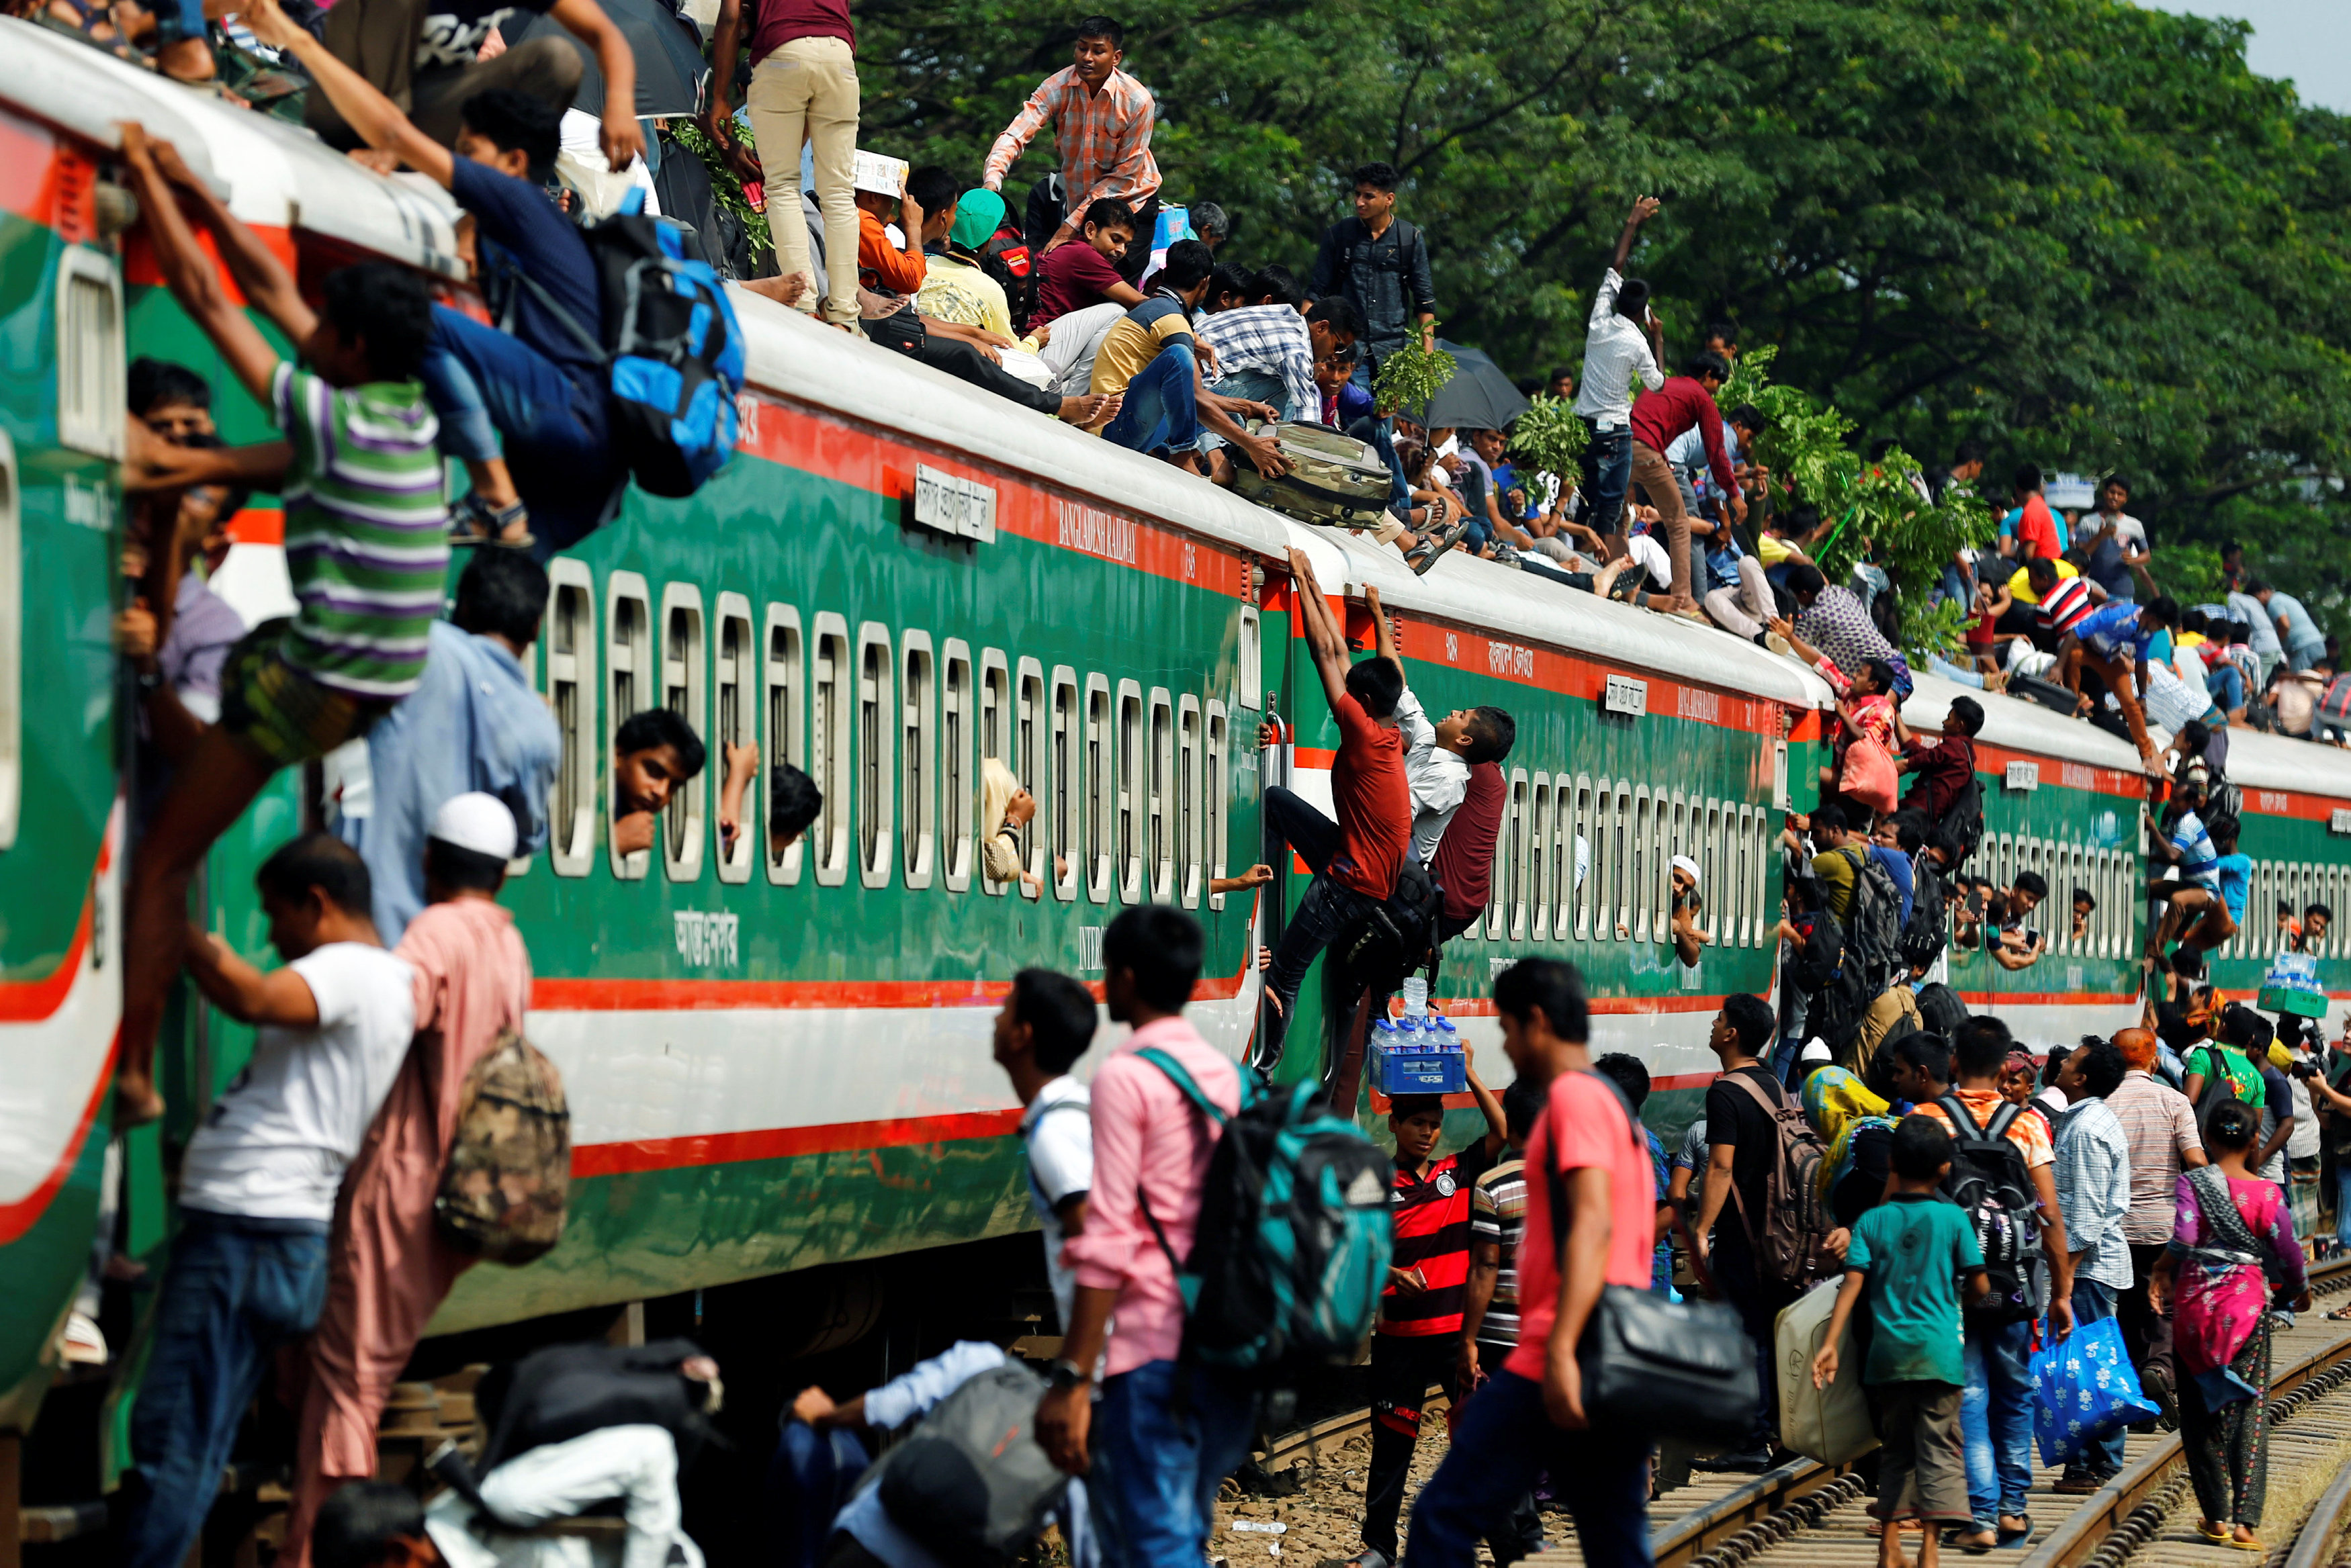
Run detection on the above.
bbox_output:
[1417,340,1532,431]
[513,0,707,120]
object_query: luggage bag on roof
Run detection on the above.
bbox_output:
[1229,420,1390,528]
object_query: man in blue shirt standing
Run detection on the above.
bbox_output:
[330,552,562,940]
[2253,580,2330,672]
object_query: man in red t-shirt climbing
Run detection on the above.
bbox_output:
[1261,547,1410,1066]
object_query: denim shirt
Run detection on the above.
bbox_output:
[330,620,562,939]
[1307,216,1437,360]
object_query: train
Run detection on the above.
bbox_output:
[5,10,2351,1506]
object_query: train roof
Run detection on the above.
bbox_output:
[7,19,464,276]
[730,292,1835,713]
[1901,670,2147,770]
[2213,723,2351,802]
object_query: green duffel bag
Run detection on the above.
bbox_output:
[1229,420,1391,527]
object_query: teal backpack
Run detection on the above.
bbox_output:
[1135,1049,1393,1379]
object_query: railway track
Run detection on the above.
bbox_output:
[1218,1259,2351,1568]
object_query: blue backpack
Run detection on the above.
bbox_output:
[517,194,746,498]
[1135,1049,1392,1380]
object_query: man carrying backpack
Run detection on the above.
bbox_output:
[251,0,629,551]
[1911,1017,2075,1553]
[1037,907,1249,1568]
[1690,993,1830,1471]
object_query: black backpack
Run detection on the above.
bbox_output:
[870,1362,1067,1567]
[1900,858,1949,974]
[1843,847,1904,1000]
[1936,769,1985,868]
[474,1338,717,1474]
[2191,1044,2255,1135]
[1915,981,1969,1040]
[1936,1096,2045,1324]
[1339,858,1446,999]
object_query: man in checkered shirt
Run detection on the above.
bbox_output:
[983,15,1162,283]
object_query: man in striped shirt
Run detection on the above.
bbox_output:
[1354,1068,1507,1568]
[114,128,449,1127]
[983,16,1162,283]
[2015,553,2102,639]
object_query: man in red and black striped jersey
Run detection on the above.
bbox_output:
[1351,1067,1507,1568]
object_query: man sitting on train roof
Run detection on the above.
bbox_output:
[1087,239,1292,481]
[112,125,449,1127]
[249,0,630,553]
[1770,562,1915,702]
[329,551,562,941]
[612,708,708,860]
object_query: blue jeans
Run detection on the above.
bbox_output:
[768,1421,870,1568]
[122,1211,329,1568]
[1090,1358,1257,1568]
[1103,346,1201,455]
[2209,661,2246,712]
[421,305,620,545]
[1959,1318,2035,1530]
[2070,1281,2129,1475]
[1347,359,1412,513]
[1928,653,1988,689]
[1404,1369,1651,1568]
[1579,422,1632,535]
[2334,1167,2351,1248]
[1214,367,1300,423]
[2289,639,2328,673]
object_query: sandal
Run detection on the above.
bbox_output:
[1403,516,1472,575]
[450,493,535,549]
[2323,1303,2351,1321]
[2194,1520,2231,1544]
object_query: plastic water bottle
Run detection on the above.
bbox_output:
[1371,1017,1400,1044]
[1392,1014,1420,1048]
[1433,1017,1462,1052]
[1402,976,1429,1019]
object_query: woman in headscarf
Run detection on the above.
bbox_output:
[1802,1064,1900,1227]
[2152,1099,2310,1553]
[980,758,1063,897]
[916,187,1038,349]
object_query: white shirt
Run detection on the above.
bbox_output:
[1572,268,1662,429]
[178,942,416,1223]
[425,1426,700,1568]
[2290,1075,2321,1159]
[1625,531,1673,588]
[2093,512,2147,551]
[1396,687,1471,868]
[1022,1075,1094,1332]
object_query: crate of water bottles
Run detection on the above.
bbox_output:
[1370,978,1467,1096]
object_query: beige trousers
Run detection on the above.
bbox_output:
[1630,439,1695,601]
[749,36,861,326]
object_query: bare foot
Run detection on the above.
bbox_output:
[739,274,811,309]
[1057,392,1118,426]
[1950,1530,1996,1553]
[114,1074,165,1129]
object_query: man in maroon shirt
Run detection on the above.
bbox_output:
[1033,198,1147,324]
[1628,351,1744,613]
[1261,547,1409,1066]
[1900,693,1984,825]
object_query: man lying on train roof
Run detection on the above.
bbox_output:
[613,709,709,859]
[245,0,627,552]
[112,126,449,1127]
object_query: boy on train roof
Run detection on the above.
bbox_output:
[113,126,449,1127]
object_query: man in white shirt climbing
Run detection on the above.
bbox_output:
[1572,195,1667,545]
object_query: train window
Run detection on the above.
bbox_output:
[977,649,1013,894]
[1734,805,1755,947]
[0,435,16,847]
[856,625,895,889]
[1178,696,1202,907]
[764,606,807,885]
[1237,606,1261,711]
[1020,660,1049,896]
[1511,771,1534,941]
[1206,701,1230,910]
[1571,778,1594,941]
[1051,667,1079,901]
[1085,675,1112,903]
[1632,788,1652,946]
[1491,772,1526,941]
[714,594,755,885]
[900,633,935,890]
[1664,793,1685,946]
[660,585,707,884]
[1701,800,1721,946]
[1593,780,1615,941]
[1613,783,1634,939]
[607,573,652,880]
[1116,681,1144,903]
[57,248,125,461]
[1148,690,1174,902]
[942,643,973,892]
[1529,778,1552,942]
[545,561,596,877]
[809,616,851,886]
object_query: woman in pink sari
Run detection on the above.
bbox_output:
[2152,1101,2310,1552]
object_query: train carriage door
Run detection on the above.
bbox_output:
[809,616,851,885]
[660,584,707,883]
[1148,689,1174,903]
[546,561,598,877]
[764,605,807,886]
[1178,695,1202,908]
[941,643,973,892]
[714,594,755,884]
[856,625,895,890]
[607,573,652,880]
[899,631,936,890]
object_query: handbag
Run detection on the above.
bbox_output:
[1838,734,1899,814]
[1550,1076,1761,1446]
[2029,1316,2160,1467]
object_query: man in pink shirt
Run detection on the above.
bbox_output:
[1036,905,1249,1568]
[1403,959,1656,1567]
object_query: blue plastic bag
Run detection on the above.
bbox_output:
[2030,1316,2162,1467]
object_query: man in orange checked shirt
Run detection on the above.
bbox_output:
[983,15,1162,283]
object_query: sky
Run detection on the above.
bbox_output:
[2135,0,2351,113]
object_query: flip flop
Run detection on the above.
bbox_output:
[2323,1303,2351,1321]
[2194,1520,2231,1544]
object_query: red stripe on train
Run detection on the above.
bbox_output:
[573,1107,1026,1178]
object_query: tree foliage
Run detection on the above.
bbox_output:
[845,0,2351,633]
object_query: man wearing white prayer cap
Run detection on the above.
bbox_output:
[1670,854,1710,967]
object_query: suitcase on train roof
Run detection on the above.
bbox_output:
[1229,420,1391,528]
[2008,673,2078,715]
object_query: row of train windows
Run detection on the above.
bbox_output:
[1980,833,2351,962]
[2217,858,2350,960]
[1467,774,1787,951]
[535,563,1244,910]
